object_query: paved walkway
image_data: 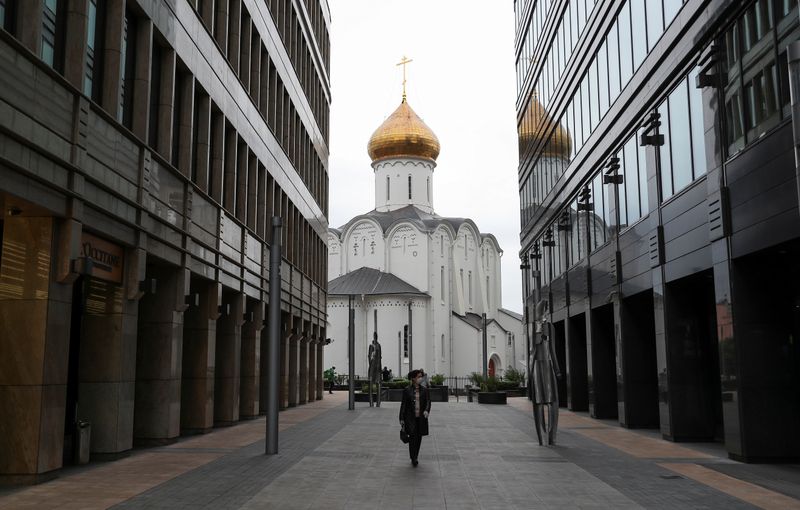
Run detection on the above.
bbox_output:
[1,394,799,509]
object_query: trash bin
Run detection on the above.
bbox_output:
[74,420,91,465]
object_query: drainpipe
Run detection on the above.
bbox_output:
[787,41,800,216]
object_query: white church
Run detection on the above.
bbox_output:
[326,93,523,380]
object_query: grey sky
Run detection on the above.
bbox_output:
[327,0,522,313]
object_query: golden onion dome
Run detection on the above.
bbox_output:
[367,99,440,162]
[518,94,572,159]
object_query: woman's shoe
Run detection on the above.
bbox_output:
[412,459,418,467]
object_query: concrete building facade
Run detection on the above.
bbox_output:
[0,0,330,483]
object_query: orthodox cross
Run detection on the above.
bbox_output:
[396,55,413,101]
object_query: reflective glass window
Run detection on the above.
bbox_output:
[688,68,707,177]
[668,79,693,194]
[597,40,609,118]
[42,0,58,68]
[630,0,647,69]
[589,57,600,129]
[623,136,641,224]
[664,0,683,27]
[618,4,634,85]
[646,0,663,52]
[607,21,621,104]
[658,101,673,200]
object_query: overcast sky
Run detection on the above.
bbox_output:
[327,0,522,313]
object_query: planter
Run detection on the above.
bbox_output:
[428,385,449,402]
[477,391,507,405]
[354,392,377,402]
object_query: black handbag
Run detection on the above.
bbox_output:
[400,425,409,444]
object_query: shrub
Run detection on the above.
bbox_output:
[469,372,484,387]
[385,378,410,389]
[497,380,520,391]
[480,376,499,393]
[430,373,445,386]
[503,366,525,384]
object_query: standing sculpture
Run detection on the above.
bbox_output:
[531,299,562,445]
[368,332,383,407]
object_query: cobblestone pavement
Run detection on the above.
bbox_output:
[1,394,799,509]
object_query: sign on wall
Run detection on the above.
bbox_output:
[80,232,124,284]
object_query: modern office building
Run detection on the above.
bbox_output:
[515,0,800,462]
[0,0,330,483]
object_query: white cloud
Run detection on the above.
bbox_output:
[328,0,522,313]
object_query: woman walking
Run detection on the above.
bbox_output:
[399,369,431,467]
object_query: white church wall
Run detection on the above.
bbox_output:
[496,310,525,373]
[453,225,480,316]
[344,220,384,272]
[450,318,481,377]
[430,227,452,377]
[373,159,435,213]
[387,224,429,291]
[328,234,343,280]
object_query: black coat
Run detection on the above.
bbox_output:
[399,385,431,436]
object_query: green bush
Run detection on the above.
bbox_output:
[480,376,499,393]
[384,378,410,389]
[503,366,525,384]
[430,373,445,386]
[469,372,484,387]
[497,380,521,391]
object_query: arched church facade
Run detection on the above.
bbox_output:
[326,95,523,379]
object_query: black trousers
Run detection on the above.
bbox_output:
[408,417,423,460]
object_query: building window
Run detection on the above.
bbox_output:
[440,266,445,301]
[507,333,512,346]
[119,8,137,127]
[84,0,103,100]
[403,325,409,360]
[386,175,390,201]
[408,174,412,199]
[427,177,430,202]
[0,0,14,33]
[459,269,464,297]
[468,271,472,305]
[441,334,445,361]
[440,234,444,256]
[42,0,62,70]
[721,0,798,156]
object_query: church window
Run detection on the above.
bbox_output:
[403,325,409,360]
[486,276,490,307]
[459,269,464,296]
[427,177,430,202]
[468,271,472,305]
[440,235,444,256]
[408,175,412,199]
[507,333,513,346]
[386,175,390,201]
[464,234,468,260]
[440,266,445,301]
[361,238,366,256]
[441,334,445,361]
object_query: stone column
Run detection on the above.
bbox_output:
[63,0,89,90]
[155,48,176,162]
[565,313,589,411]
[180,280,219,434]
[587,304,618,420]
[288,325,300,408]
[16,0,44,56]
[194,93,212,192]
[307,329,317,404]
[298,327,309,405]
[316,330,325,400]
[79,278,138,457]
[214,292,244,425]
[0,216,71,482]
[134,265,188,445]
[131,18,153,142]
[176,75,195,178]
[239,300,263,419]
[101,0,126,119]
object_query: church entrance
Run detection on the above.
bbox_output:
[488,358,496,378]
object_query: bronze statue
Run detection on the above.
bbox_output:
[368,332,383,407]
[531,299,561,445]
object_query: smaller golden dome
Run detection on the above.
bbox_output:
[518,94,572,159]
[368,99,440,162]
